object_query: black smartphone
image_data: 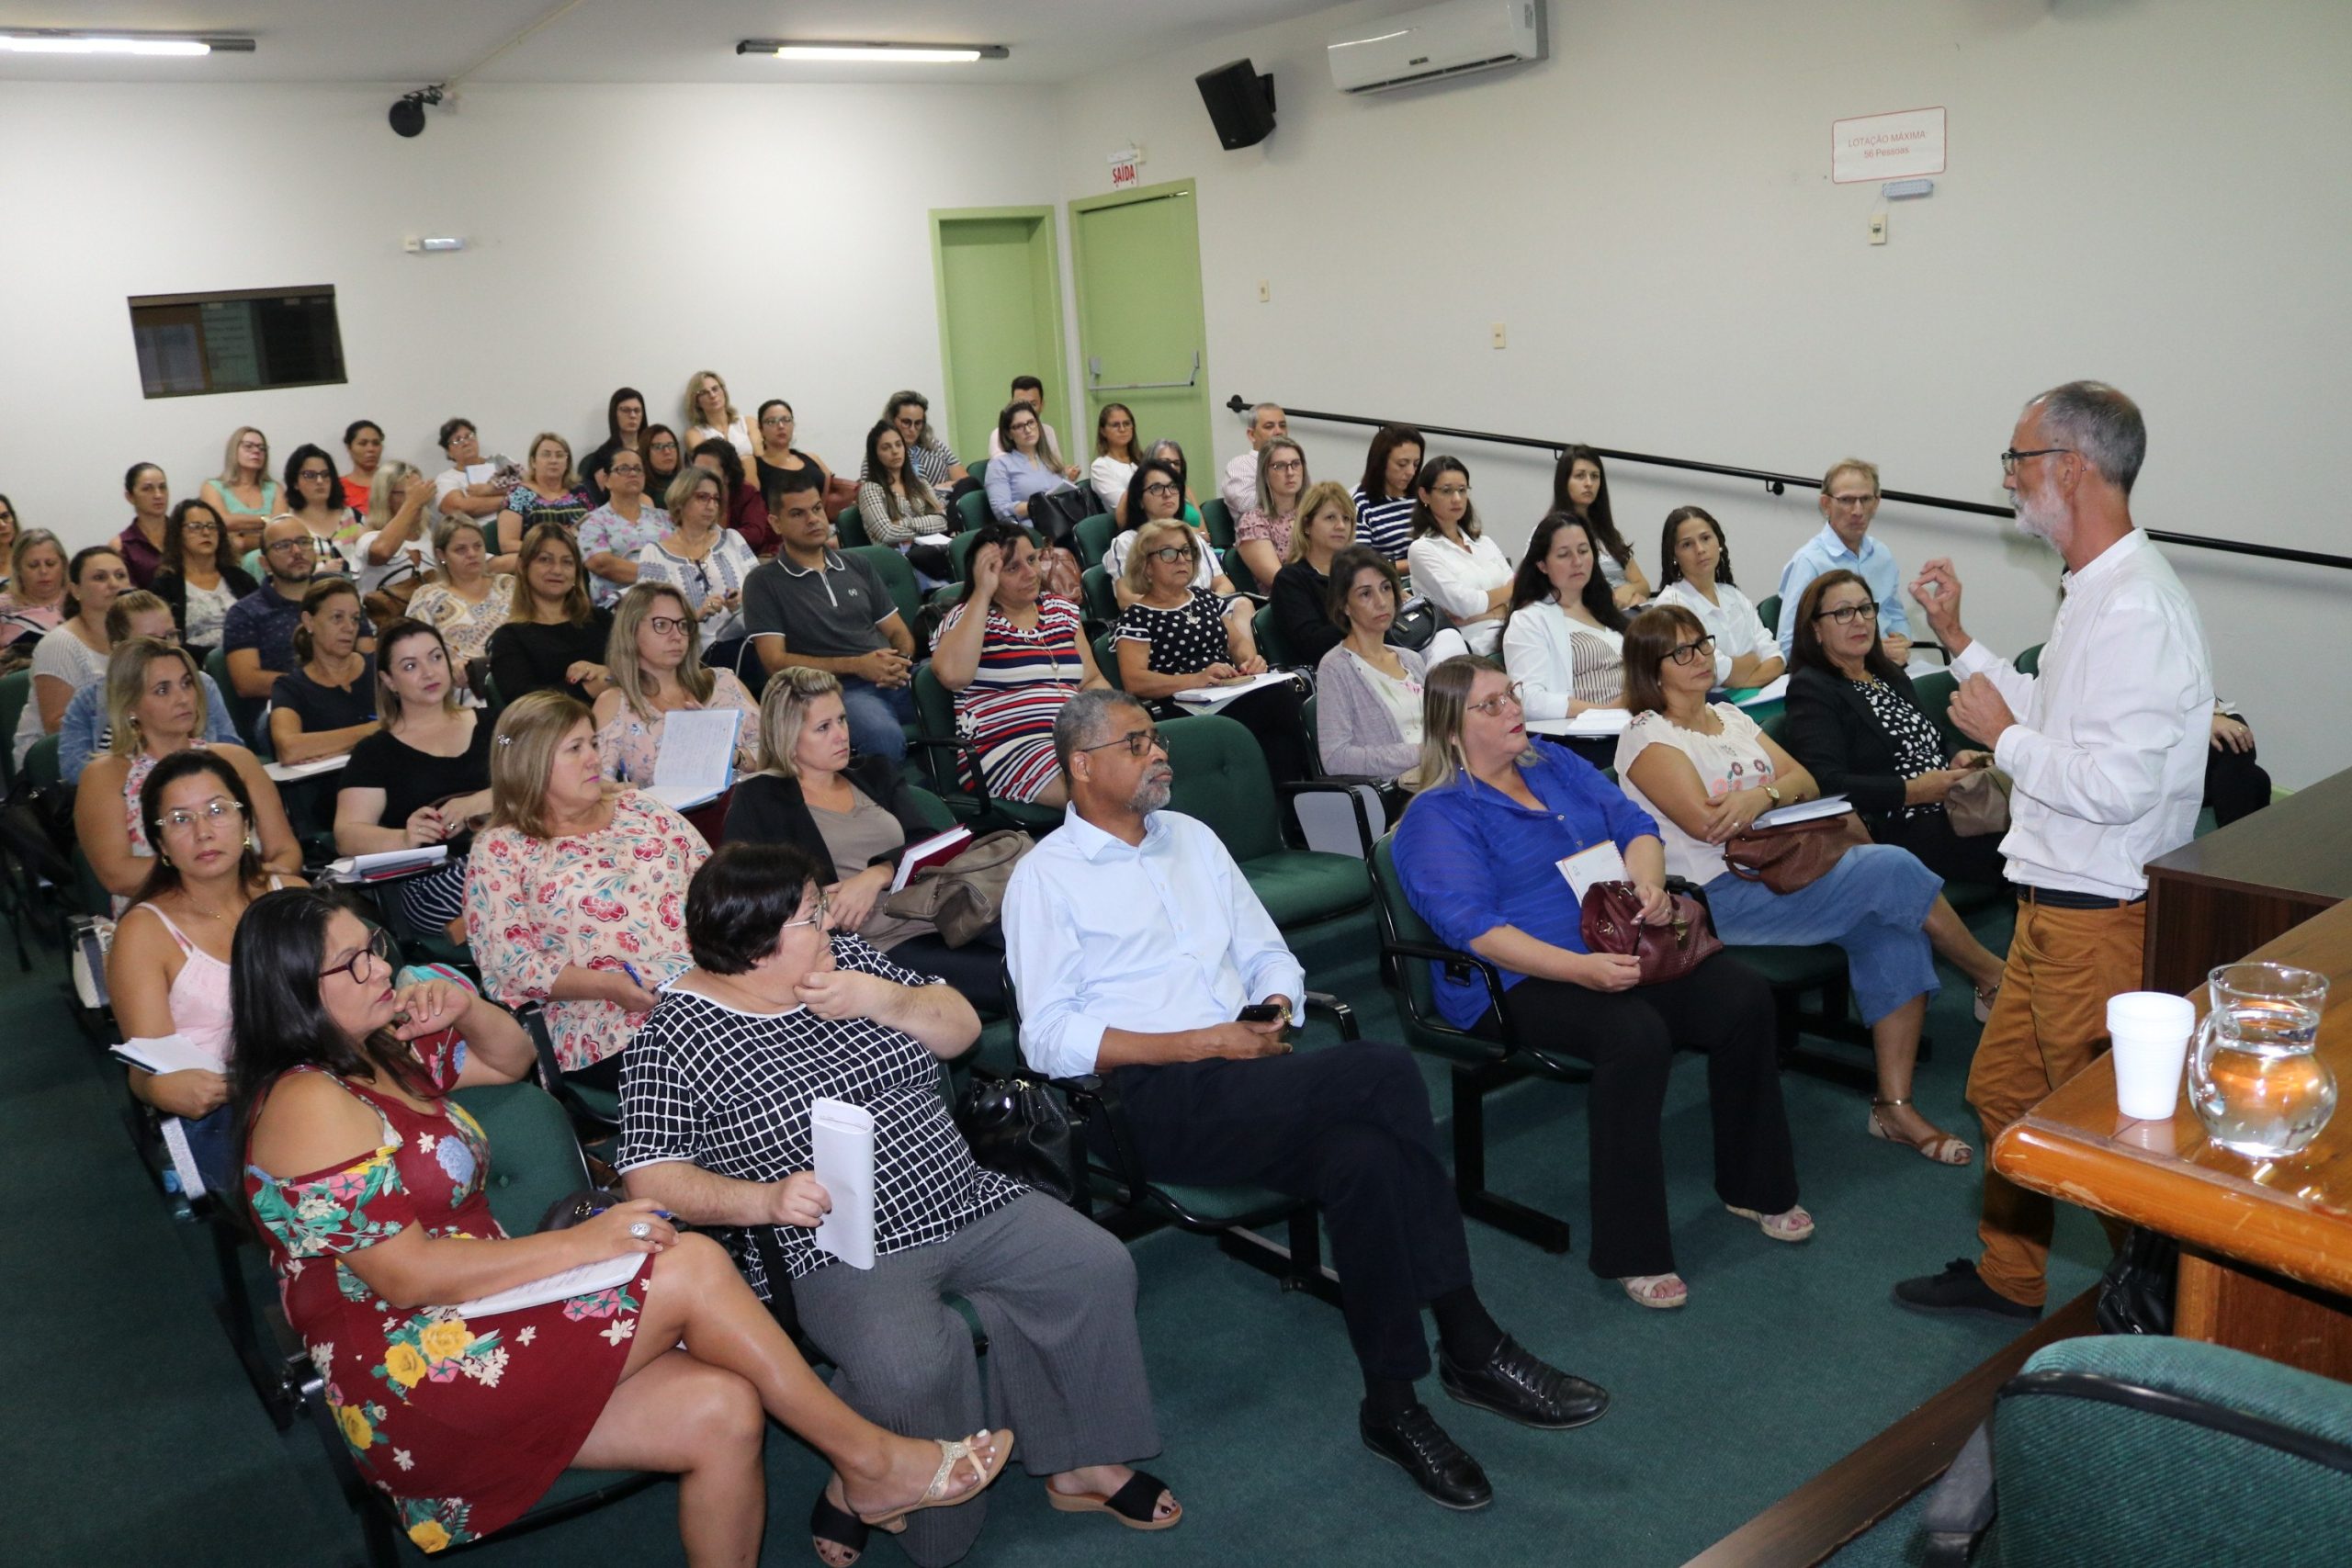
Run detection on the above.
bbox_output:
[1237,1003,1284,1024]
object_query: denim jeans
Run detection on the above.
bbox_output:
[1703,842,1942,1024]
[840,675,916,761]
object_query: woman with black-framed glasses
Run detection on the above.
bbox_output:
[1617,603,1984,1169]
[1102,458,1233,609]
[105,749,302,1193]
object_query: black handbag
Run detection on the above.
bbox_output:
[1025,486,1093,550]
[953,1076,1078,1204]
[1386,599,1439,652]
[2094,1226,2178,1336]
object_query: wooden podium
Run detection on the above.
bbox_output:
[2143,763,2352,993]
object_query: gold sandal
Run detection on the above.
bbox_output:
[857,1429,1014,1529]
[1870,1097,1973,1166]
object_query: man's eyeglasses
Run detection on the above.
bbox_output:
[1666,634,1718,667]
[1825,492,1877,510]
[155,797,246,833]
[265,538,315,556]
[1146,546,1197,564]
[1079,727,1167,760]
[1465,682,1525,717]
[2000,447,2075,476]
[320,927,400,987]
[781,890,831,931]
[647,615,690,637]
[1813,602,1881,626]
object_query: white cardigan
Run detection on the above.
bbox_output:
[1405,529,1513,657]
[1501,598,1624,720]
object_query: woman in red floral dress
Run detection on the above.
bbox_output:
[234,889,1011,1562]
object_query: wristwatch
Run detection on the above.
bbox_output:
[1763,784,1783,806]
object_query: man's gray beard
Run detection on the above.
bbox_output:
[2013,483,2071,549]
[1130,775,1171,814]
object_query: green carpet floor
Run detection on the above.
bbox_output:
[0,897,2119,1567]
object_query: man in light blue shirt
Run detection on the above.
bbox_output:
[1774,457,1914,660]
[1004,690,1607,1512]
[60,599,240,783]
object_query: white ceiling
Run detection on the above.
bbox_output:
[0,1,1340,85]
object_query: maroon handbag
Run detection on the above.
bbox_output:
[1724,813,1871,895]
[1579,881,1724,986]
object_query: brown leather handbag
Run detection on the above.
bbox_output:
[1943,766,2013,838]
[1724,812,1872,895]
[1579,881,1724,985]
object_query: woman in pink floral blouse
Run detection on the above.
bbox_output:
[463,689,707,1085]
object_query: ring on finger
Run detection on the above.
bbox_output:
[628,1220,651,1240]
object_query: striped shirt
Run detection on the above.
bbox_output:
[938,596,1087,803]
[1352,486,1416,562]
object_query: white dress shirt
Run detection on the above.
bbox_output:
[1005,807,1306,1081]
[1657,578,1776,685]
[1406,530,1515,657]
[1221,451,1261,518]
[1950,528,2211,899]
[1091,455,1136,513]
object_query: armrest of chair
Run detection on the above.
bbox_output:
[1920,1418,1996,1566]
[1377,938,1519,1054]
[1277,777,1382,859]
[1046,1069,1150,1205]
[907,733,994,815]
[1303,990,1359,1042]
[514,1002,620,1131]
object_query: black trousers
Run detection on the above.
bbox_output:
[2204,739,2271,828]
[1483,954,1795,1280]
[1211,681,1316,787]
[887,924,1006,1014]
[1103,1042,1473,1382]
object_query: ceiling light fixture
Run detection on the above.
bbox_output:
[0,29,254,56]
[736,39,1008,64]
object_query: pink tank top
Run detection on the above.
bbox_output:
[134,874,281,1072]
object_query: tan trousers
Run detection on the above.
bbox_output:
[1967,897,2145,1307]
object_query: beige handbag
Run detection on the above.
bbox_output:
[1944,765,2013,837]
[881,829,1033,946]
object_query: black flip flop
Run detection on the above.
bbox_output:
[810,1485,905,1565]
[1046,1468,1182,1531]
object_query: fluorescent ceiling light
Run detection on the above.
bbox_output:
[0,30,254,56]
[737,39,1008,64]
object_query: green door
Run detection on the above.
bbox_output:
[931,208,1070,468]
[1069,181,1212,492]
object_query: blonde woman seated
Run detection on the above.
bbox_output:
[1268,482,1362,669]
[492,434,594,562]
[593,581,760,794]
[236,886,1007,1564]
[1651,506,1782,690]
[1614,604,1983,1167]
[1313,547,1428,816]
[464,690,709,1089]
[334,619,491,943]
[404,516,514,679]
[108,750,301,1193]
[724,668,1006,1011]
[1500,513,1630,765]
[1233,436,1308,590]
[78,637,299,905]
[932,525,1108,809]
[268,579,378,765]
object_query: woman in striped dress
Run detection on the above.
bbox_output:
[930,523,1109,807]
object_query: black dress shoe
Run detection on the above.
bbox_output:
[1360,1402,1492,1511]
[1892,1258,2042,1323]
[1439,1335,1611,1430]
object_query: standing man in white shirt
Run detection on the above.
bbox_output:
[1221,402,1287,518]
[1893,381,2212,1324]
[1004,689,1608,1512]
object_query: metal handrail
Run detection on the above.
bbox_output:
[1226,395,2352,571]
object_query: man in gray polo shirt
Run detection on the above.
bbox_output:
[744,464,919,760]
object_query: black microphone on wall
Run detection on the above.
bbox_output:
[1195,60,1276,150]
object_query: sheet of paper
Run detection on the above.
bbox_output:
[454,1252,643,1317]
[1753,793,1853,829]
[264,754,350,784]
[810,1097,876,1270]
[1558,841,1629,903]
[158,1117,207,1200]
[463,461,497,485]
[1170,670,1292,708]
[328,846,449,882]
[110,1033,221,1077]
[652,707,742,795]
[1733,673,1792,706]
[1528,707,1632,738]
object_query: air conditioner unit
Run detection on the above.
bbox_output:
[1327,0,1547,96]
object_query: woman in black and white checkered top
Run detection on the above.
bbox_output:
[619,842,1181,1564]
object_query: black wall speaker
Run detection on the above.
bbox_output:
[1195,59,1276,150]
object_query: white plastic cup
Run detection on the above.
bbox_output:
[2109,991,2198,1121]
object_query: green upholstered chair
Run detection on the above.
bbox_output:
[206,644,272,757]
[1074,512,1116,569]
[966,457,989,492]
[1081,565,1118,629]
[1159,713,1373,929]
[1920,1336,2352,1566]
[907,664,1063,837]
[1092,630,1124,691]
[1757,593,1781,634]
[0,669,29,794]
[1222,546,1261,597]
[1902,669,2006,914]
[1369,830,1586,1253]
[1200,497,1237,550]
[833,503,871,548]
[841,544,922,633]
[1252,601,1297,669]
[954,489,989,533]
[2015,641,2043,675]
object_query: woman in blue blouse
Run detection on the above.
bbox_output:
[982,402,1078,525]
[1394,656,1805,1311]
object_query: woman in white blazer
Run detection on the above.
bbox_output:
[1500,512,1632,760]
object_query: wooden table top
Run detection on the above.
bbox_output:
[1992,896,2352,1296]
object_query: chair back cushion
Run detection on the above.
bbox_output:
[1200,498,1237,549]
[834,505,871,548]
[1372,831,1444,1021]
[842,545,922,631]
[1076,513,1116,569]
[447,1080,591,1237]
[1162,713,1281,861]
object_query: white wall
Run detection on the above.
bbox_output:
[1049,0,2352,787]
[0,79,1056,527]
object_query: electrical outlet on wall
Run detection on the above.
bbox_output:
[1258,279,1270,302]
[1869,213,1888,245]
[1490,322,1508,348]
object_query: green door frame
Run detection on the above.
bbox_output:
[928,206,1072,462]
[1067,176,1211,464]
